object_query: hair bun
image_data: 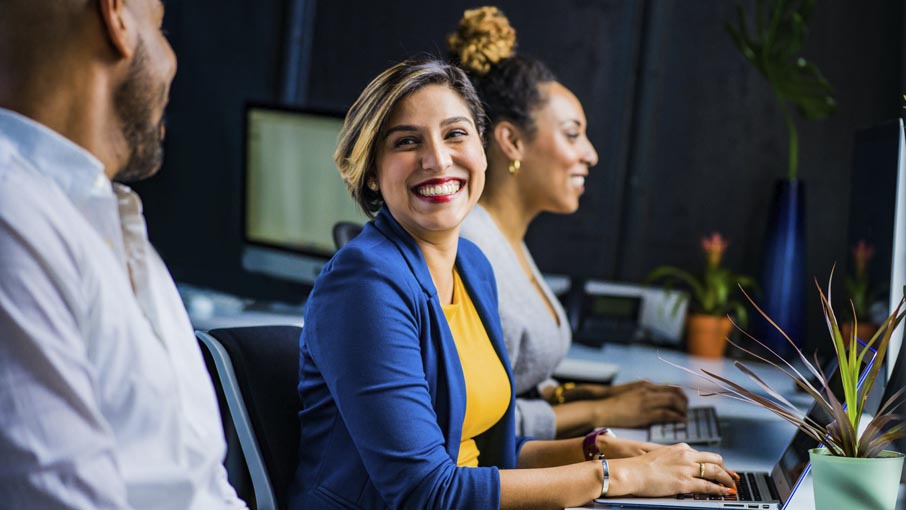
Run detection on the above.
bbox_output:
[447,6,516,76]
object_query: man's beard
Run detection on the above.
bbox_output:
[113,41,167,184]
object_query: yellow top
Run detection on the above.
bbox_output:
[442,269,511,467]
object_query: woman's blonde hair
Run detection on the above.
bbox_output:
[335,59,487,218]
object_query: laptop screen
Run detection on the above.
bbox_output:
[771,402,833,500]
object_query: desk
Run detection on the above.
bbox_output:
[564,343,905,510]
[177,283,304,331]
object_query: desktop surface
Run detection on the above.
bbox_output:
[178,283,304,331]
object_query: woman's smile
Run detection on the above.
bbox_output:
[412,177,466,202]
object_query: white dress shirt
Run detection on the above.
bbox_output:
[0,108,247,510]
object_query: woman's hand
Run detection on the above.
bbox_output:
[576,380,686,401]
[588,382,689,428]
[607,443,739,498]
[597,434,663,459]
[552,380,689,437]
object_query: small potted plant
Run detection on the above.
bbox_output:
[646,233,757,358]
[842,240,879,345]
[690,272,906,510]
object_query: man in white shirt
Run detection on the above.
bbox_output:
[0,1,247,508]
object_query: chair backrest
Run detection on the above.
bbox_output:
[332,221,363,250]
[197,326,302,510]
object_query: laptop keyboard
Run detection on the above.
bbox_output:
[649,406,721,444]
[737,473,762,501]
[674,472,778,505]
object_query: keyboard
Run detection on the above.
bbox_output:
[674,471,778,505]
[649,406,721,444]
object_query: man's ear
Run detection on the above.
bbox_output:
[97,0,133,59]
[492,120,525,162]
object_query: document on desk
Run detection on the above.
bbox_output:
[553,358,619,384]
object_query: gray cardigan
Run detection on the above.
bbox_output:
[460,205,572,439]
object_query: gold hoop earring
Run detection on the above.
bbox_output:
[508,159,521,175]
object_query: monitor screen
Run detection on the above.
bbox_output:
[879,332,906,482]
[242,105,366,285]
[847,118,906,376]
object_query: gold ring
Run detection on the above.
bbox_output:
[699,462,705,478]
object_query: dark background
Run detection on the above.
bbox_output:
[136,0,906,354]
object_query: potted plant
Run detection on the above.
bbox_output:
[842,240,879,345]
[646,233,757,358]
[690,272,906,510]
[726,0,836,355]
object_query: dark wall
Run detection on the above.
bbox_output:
[138,0,905,350]
[605,0,904,351]
[304,0,645,280]
[133,0,308,302]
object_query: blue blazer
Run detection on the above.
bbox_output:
[289,208,528,510]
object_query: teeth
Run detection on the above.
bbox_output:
[570,175,586,187]
[416,180,462,197]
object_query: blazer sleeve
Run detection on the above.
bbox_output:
[304,245,501,510]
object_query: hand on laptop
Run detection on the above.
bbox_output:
[606,443,739,498]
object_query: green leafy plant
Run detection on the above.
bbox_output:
[844,240,875,321]
[726,0,836,180]
[646,233,758,327]
[686,271,906,458]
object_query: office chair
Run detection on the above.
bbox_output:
[197,326,302,510]
[332,221,363,250]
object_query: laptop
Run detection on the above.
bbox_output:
[597,351,876,509]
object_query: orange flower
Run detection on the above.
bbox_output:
[851,240,874,277]
[701,232,729,269]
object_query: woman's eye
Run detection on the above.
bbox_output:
[393,137,419,148]
[565,132,580,140]
[446,129,469,139]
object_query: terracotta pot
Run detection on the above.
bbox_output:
[840,321,878,348]
[685,314,733,358]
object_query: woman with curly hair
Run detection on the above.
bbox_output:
[289,55,735,510]
[453,6,690,441]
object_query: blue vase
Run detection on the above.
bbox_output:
[756,179,806,356]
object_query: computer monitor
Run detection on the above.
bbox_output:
[879,331,906,482]
[241,104,366,285]
[847,118,906,378]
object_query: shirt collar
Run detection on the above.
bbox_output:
[0,107,110,200]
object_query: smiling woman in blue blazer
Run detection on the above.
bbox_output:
[289,58,737,510]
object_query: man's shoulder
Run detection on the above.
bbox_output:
[0,161,87,263]
[0,157,67,218]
